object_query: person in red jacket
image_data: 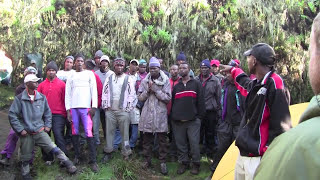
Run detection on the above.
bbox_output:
[38,61,68,163]
[221,43,291,180]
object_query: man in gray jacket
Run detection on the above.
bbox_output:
[9,74,76,179]
[138,57,171,175]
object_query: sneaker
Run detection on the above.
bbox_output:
[101,153,112,164]
[45,160,54,166]
[177,163,189,175]
[0,157,10,166]
[190,164,200,175]
[90,162,99,173]
[67,165,77,174]
[160,162,168,175]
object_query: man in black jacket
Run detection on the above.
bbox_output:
[221,43,291,180]
[171,62,205,175]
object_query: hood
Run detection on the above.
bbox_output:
[299,95,320,123]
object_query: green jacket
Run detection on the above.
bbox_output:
[254,95,320,180]
[9,89,52,134]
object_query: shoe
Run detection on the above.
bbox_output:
[141,161,151,169]
[101,153,112,164]
[73,157,80,165]
[22,173,32,180]
[45,160,54,166]
[190,164,200,175]
[64,160,77,174]
[177,163,189,175]
[0,156,10,166]
[90,162,99,173]
[160,162,168,175]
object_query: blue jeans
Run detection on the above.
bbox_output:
[113,124,139,149]
[113,128,121,149]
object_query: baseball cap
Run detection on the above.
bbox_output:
[30,60,36,64]
[100,55,110,64]
[228,59,240,68]
[24,74,40,83]
[24,66,37,76]
[130,59,139,65]
[139,59,147,66]
[210,59,220,67]
[243,43,276,65]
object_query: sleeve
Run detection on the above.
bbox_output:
[95,74,103,108]
[154,80,171,104]
[43,97,52,128]
[170,85,177,115]
[196,81,206,119]
[125,78,136,111]
[215,79,222,116]
[137,80,149,102]
[37,82,43,93]
[231,67,253,97]
[89,71,98,108]
[8,96,24,133]
[65,76,72,110]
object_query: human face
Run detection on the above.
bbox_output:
[170,65,179,78]
[247,55,256,74]
[226,72,233,83]
[100,60,109,71]
[149,66,160,78]
[114,64,124,75]
[139,64,147,74]
[75,57,84,72]
[31,63,37,68]
[94,58,100,67]
[26,81,38,91]
[309,26,320,94]
[158,59,163,68]
[179,64,189,77]
[211,65,219,75]
[64,58,73,71]
[201,66,210,77]
[176,60,184,65]
[46,69,56,80]
[129,62,138,73]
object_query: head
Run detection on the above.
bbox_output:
[243,43,275,74]
[94,50,103,67]
[46,61,58,80]
[158,58,164,68]
[30,60,37,68]
[113,57,125,75]
[24,74,40,91]
[176,52,186,65]
[210,59,220,75]
[170,64,179,78]
[64,56,74,71]
[200,59,211,77]
[129,59,139,74]
[138,59,147,74]
[24,66,37,76]
[309,13,320,94]
[100,55,110,72]
[179,62,190,77]
[84,60,95,70]
[149,57,160,78]
[74,54,85,72]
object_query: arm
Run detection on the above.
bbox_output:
[196,81,206,119]
[65,77,72,111]
[89,71,98,108]
[8,96,25,133]
[215,79,222,115]
[230,67,252,97]
[43,97,52,129]
[125,78,136,111]
[137,80,150,102]
[95,74,103,108]
[153,80,171,104]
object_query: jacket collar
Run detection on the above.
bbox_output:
[299,95,320,123]
[21,90,43,101]
[145,70,168,86]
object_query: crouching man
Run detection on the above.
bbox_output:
[8,74,77,179]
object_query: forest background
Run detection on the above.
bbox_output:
[0,0,319,104]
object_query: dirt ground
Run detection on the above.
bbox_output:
[0,109,17,180]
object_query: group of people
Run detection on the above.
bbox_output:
[1,12,320,180]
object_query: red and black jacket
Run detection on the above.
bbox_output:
[231,67,291,156]
[171,78,205,121]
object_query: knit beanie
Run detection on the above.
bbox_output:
[65,55,74,61]
[149,57,160,68]
[46,61,58,72]
[94,50,103,59]
[176,52,186,61]
[139,59,147,66]
[200,59,211,69]
[113,57,125,67]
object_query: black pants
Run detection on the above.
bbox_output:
[172,119,201,164]
[52,114,67,153]
[143,132,167,163]
[201,110,218,156]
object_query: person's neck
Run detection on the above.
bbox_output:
[65,68,72,71]
[76,68,83,72]
[255,66,271,80]
[182,75,190,83]
[130,71,136,75]
[202,73,209,79]
[115,72,124,76]
[27,88,35,95]
[171,76,179,81]
[100,67,108,73]
[151,73,160,80]
[48,76,55,81]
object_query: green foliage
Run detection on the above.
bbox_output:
[0,85,14,110]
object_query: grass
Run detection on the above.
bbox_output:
[0,84,15,109]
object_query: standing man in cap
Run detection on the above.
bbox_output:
[65,54,99,172]
[171,61,205,175]
[254,12,320,180]
[93,50,103,71]
[176,52,195,78]
[195,59,222,159]
[95,55,114,142]
[210,59,224,82]
[57,56,75,83]
[101,57,135,163]
[0,66,38,165]
[220,43,291,180]
[138,57,171,175]
[38,61,68,164]
[9,74,77,179]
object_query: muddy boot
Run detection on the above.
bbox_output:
[0,154,10,166]
[21,161,32,180]
[102,153,112,164]
[52,147,77,174]
[177,162,189,175]
[87,137,99,173]
[190,162,200,175]
[63,160,77,174]
[71,135,80,164]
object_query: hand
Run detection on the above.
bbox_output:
[219,64,234,73]
[67,110,72,124]
[88,108,96,118]
[44,127,51,133]
[20,130,28,136]
[148,81,153,92]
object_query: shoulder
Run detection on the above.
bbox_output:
[269,73,284,90]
